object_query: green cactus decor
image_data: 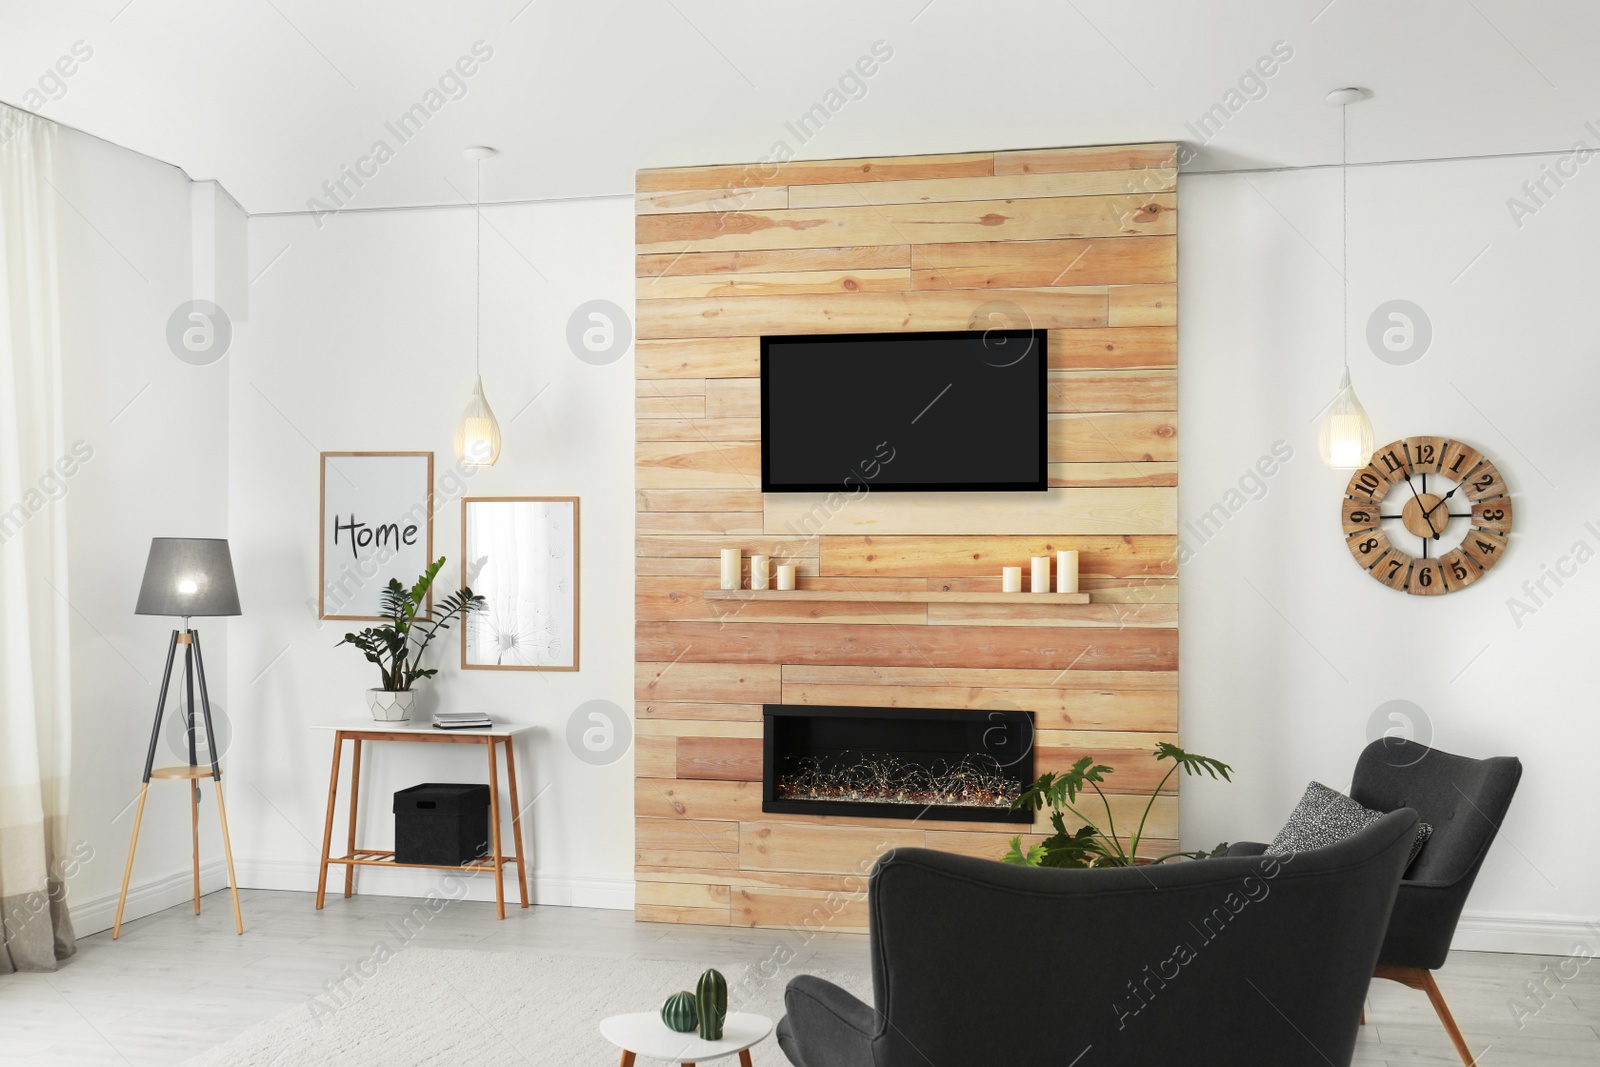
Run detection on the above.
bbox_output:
[696,968,728,1040]
[661,990,699,1033]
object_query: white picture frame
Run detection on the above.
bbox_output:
[461,496,579,671]
[319,452,434,621]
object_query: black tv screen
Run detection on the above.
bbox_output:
[760,329,1047,492]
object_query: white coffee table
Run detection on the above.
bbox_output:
[599,1011,773,1065]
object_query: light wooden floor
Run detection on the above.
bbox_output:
[0,889,1595,1065]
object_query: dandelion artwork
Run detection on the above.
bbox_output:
[461,497,579,670]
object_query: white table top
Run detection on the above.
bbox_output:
[599,1012,773,1061]
[312,719,535,738]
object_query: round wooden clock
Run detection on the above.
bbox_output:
[1342,436,1511,595]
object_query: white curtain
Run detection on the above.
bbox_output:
[0,102,75,973]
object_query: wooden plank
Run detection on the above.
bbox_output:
[739,822,921,875]
[636,152,994,193]
[636,512,766,537]
[677,737,763,781]
[636,377,707,396]
[1050,370,1176,412]
[1049,327,1176,369]
[636,337,759,379]
[636,903,733,925]
[635,662,782,703]
[637,488,765,513]
[820,535,1177,579]
[637,702,763,722]
[635,817,739,853]
[927,602,1179,628]
[635,735,679,778]
[635,196,1176,255]
[639,268,912,300]
[636,186,789,215]
[993,144,1178,175]
[731,887,869,932]
[765,487,1175,537]
[1034,730,1181,792]
[636,621,1178,672]
[637,246,911,279]
[1109,283,1177,327]
[637,394,705,419]
[635,441,760,488]
[777,680,1177,732]
[636,288,1109,339]
[1049,413,1178,462]
[1049,462,1177,487]
[637,579,930,625]
[778,665,1179,690]
[637,535,818,559]
[635,418,761,443]
[701,589,1090,604]
[637,554,820,578]
[637,720,762,740]
[790,170,1176,208]
[912,236,1175,288]
[636,849,740,871]
[637,866,864,893]
[705,378,759,419]
[635,880,732,908]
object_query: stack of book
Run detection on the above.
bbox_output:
[433,711,492,730]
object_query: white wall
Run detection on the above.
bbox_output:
[51,129,234,932]
[1177,153,1600,952]
[227,197,636,908]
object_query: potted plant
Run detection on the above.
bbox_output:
[1002,743,1233,868]
[337,558,486,722]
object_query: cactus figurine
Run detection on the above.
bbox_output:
[661,990,699,1033]
[695,968,728,1040]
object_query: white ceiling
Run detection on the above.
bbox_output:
[3,0,1596,214]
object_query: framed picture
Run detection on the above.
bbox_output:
[319,452,434,621]
[461,497,579,671]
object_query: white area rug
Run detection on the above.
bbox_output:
[181,949,870,1066]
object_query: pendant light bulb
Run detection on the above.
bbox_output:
[1320,87,1374,470]
[456,146,501,467]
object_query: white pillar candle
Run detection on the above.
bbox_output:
[1057,550,1079,594]
[750,554,770,590]
[1031,556,1051,594]
[1002,566,1022,593]
[720,548,742,591]
[775,563,797,591]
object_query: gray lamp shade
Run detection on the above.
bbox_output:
[134,537,241,617]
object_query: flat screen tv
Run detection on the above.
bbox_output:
[760,329,1048,493]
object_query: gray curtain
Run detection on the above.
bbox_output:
[0,102,76,973]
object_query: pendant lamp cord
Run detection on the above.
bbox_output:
[475,158,482,378]
[1341,101,1349,370]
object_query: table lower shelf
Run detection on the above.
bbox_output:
[329,849,524,873]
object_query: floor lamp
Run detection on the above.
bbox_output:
[113,537,244,937]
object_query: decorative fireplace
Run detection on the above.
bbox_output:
[762,705,1035,823]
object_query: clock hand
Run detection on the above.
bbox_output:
[1422,486,1458,520]
[1403,476,1441,538]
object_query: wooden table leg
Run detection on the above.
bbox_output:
[190,777,201,914]
[617,1052,635,1067]
[739,1052,753,1067]
[213,778,245,934]
[112,783,150,939]
[344,738,362,898]
[486,737,505,919]
[503,738,530,909]
[316,732,344,909]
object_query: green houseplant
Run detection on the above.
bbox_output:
[337,557,486,722]
[1003,743,1232,868]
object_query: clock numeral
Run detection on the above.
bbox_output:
[1418,566,1433,587]
[1411,559,1449,596]
[1472,499,1513,534]
[1441,441,1483,482]
[1462,462,1507,502]
[1347,529,1395,571]
[1439,548,1481,592]
[1460,529,1508,573]
[1380,450,1403,474]
[1405,436,1446,476]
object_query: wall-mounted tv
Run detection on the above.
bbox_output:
[760,329,1048,493]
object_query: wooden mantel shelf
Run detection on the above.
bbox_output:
[702,589,1091,604]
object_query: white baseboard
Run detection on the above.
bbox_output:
[1453,912,1600,957]
[234,857,634,911]
[70,861,229,936]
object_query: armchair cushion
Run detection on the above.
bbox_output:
[1268,781,1385,854]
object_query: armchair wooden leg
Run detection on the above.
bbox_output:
[1374,966,1478,1065]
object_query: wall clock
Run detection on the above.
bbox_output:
[1341,436,1511,596]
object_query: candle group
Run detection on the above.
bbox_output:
[999,550,1079,593]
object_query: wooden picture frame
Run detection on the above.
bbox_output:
[319,452,434,621]
[460,496,580,671]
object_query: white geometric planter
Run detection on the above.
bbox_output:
[365,688,416,722]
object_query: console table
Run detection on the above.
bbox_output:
[312,720,534,919]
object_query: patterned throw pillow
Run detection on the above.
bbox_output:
[1267,782,1382,855]
[1267,782,1433,868]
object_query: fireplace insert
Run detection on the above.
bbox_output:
[762,704,1035,823]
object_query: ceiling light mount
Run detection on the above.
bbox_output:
[1324,87,1368,108]
[462,145,499,161]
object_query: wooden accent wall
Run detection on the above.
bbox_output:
[634,144,1180,930]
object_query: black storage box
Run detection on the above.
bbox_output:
[393,783,490,866]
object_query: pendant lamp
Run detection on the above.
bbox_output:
[456,145,501,466]
[1318,88,1374,470]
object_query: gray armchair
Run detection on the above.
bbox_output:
[777,810,1419,1067]
[1232,739,1522,1065]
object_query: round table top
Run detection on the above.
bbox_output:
[599,1011,774,1061]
